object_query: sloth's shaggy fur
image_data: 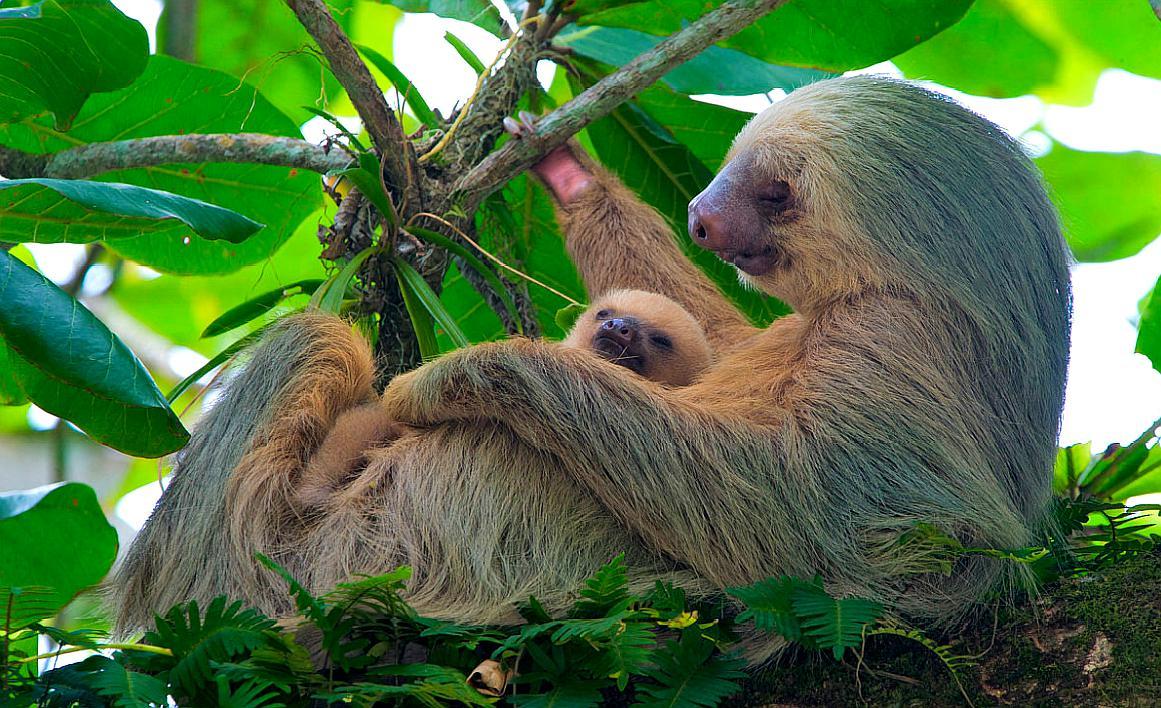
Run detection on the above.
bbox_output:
[113,77,1071,659]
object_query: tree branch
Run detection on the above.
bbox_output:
[454,0,788,208]
[284,0,415,201]
[41,134,352,179]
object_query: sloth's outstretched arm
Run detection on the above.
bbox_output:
[381,339,788,584]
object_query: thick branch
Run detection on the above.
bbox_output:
[455,0,787,207]
[41,134,351,179]
[284,0,414,198]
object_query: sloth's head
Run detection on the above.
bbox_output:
[688,75,1070,324]
[563,289,713,387]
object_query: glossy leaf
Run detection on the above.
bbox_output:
[358,44,440,128]
[0,250,189,457]
[0,0,148,128]
[201,279,324,338]
[894,0,1057,99]
[0,178,262,245]
[0,482,119,627]
[575,0,973,72]
[177,0,360,124]
[394,257,471,350]
[444,31,486,74]
[408,225,522,335]
[1137,276,1161,375]
[557,25,830,96]
[374,0,503,36]
[1036,146,1161,262]
[0,56,321,275]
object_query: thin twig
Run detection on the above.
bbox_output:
[409,211,581,306]
[454,0,787,208]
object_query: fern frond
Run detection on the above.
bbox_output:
[323,664,495,707]
[726,575,805,641]
[507,680,604,707]
[588,621,656,690]
[1,586,59,631]
[637,630,746,708]
[214,675,281,708]
[87,656,169,707]
[144,596,278,698]
[571,554,630,618]
[791,584,882,660]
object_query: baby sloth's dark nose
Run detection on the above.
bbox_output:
[600,317,638,346]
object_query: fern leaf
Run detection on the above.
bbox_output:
[508,681,605,707]
[571,554,630,618]
[144,596,278,698]
[589,621,656,690]
[790,583,882,660]
[636,631,745,708]
[726,575,806,641]
[85,656,170,707]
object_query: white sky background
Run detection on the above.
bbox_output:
[40,2,1161,461]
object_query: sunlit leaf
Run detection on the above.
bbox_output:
[0,0,148,128]
[0,56,321,275]
[0,482,119,626]
[1037,145,1161,262]
[0,178,262,245]
[575,0,973,72]
[1136,275,1161,375]
[0,250,189,456]
[373,0,503,36]
[358,44,440,128]
[557,25,830,96]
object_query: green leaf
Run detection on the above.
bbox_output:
[1053,0,1161,83]
[0,56,321,275]
[573,69,788,325]
[0,342,27,405]
[727,575,802,641]
[0,0,148,128]
[314,247,377,314]
[637,630,746,708]
[555,303,586,334]
[0,178,262,245]
[0,250,189,456]
[374,0,504,36]
[791,582,883,660]
[168,326,270,403]
[1036,146,1161,262]
[1054,442,1093,496]
[0,483,119,627]
[179,0,361,124]
[575,0,973,72]
[445,31,486,74]
[408,225,522,335]
[358,44,439,128]
[394,256,471,350]
[1137,275,1161,375]
[144,596,278,699]
[333,153,399,230]
[571,554,630,618]
[201,280,324,338]
[85,656,171,708]
[557,25,830,96]
[893,0,1057,99]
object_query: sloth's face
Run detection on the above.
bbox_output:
[563,290,713,387]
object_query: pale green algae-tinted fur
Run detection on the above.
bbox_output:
[112,76,1071,663]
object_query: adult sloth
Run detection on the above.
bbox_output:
[113,77,1071,652]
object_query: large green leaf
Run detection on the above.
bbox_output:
[0,250,189,457]
[893,0,1057,98]
[0,0,148,129]
[0,56,321,275]
[0,342,26,405]
[556,25,830,96]
[1054,0,1161,83]
[171,0,360,125]
[1137,275,1161,375]
[574,71,788,325]
[1036,146,1161,263]
[0,178,262,245]
[374,0,504,36]
[0,482,119,627]
[576,0,973,72]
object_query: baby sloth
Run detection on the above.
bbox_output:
[298,290,712,508]
[563,289,713,387]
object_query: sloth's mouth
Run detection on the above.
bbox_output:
[592,336,645,374]
[722,244,784,276]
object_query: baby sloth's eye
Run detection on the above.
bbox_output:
[650,335,673,349]
[595,309,611,319]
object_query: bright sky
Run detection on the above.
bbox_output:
[32,4,1161,469]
